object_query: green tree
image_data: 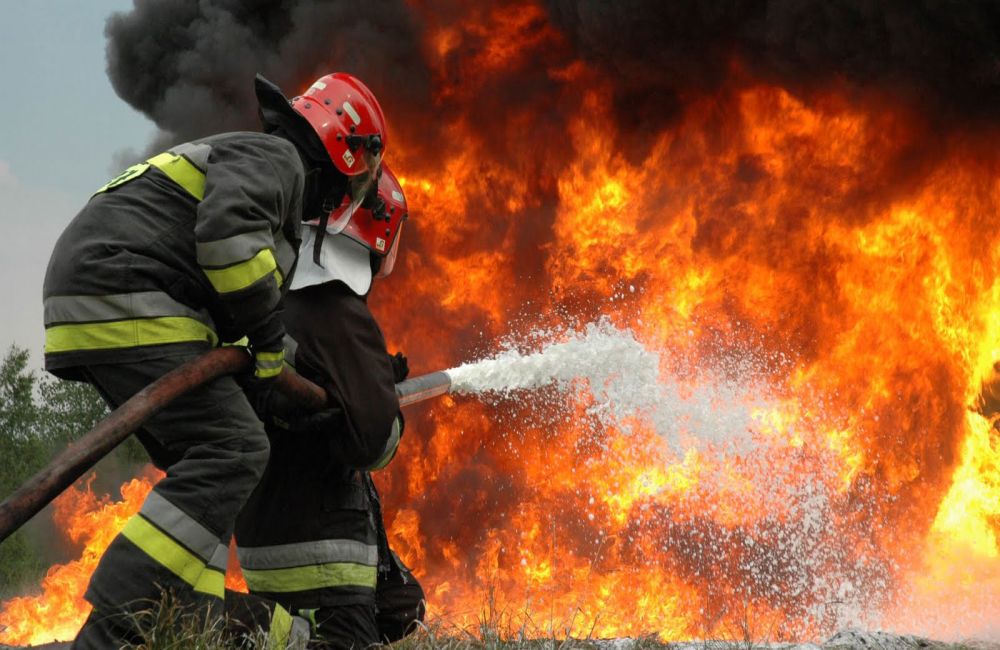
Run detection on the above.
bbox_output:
[0,345,113,598]
[37,371,110,448]
[0,346,49,597]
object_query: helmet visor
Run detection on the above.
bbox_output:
[325,148,383,235]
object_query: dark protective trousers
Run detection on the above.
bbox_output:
[71,354,270,649]
[304,552,425,649]
[219,556,423,650]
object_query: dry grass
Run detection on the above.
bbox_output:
[119,593,268,650]
[93,591,1000,650]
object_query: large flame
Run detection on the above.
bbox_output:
[368,6,1000,638]
[0,470,250,646]
[0,472,158,645]
[4,1,1000,644]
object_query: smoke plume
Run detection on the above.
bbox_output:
[545,0,1000,129]
[105,0,431,149]
[107,1,1000,151]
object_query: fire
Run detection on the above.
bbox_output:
[0,470,250,645]
[0,472,157,645]
[370,14,1000,635]
[5,0,1000,643]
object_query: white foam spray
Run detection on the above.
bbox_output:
[443,318,889,632]
[446,318,779,451]
[448,319,659,426]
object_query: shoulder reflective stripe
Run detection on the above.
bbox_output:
[196,228,273,268]
[269,604,293,649]
[148,152,206,201]
[367,417,402,471]
[169,142,211,171]
[237,539,378,570]
[242,562,377,593]
[140,492,223,565]
[45,316,218,353]
[93,162,151,195]
[203,248,277,294]
[44,292,214,327]
[120,515,224,598]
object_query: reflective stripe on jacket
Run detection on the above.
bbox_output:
[43,132,303,375]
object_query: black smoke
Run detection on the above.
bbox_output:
[546,0,1000,131]
[105,0,431,150]
[104,1,1000,168]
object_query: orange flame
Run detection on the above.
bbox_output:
[5,1,1000,643]
[372,65,1000,638]
[0,470,250,645]
[0,472,157,645]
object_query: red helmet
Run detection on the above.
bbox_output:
[320,165,408,279]
[292,73,387,177]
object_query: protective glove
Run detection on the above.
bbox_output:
[389,352,409,383]
[286,403,346,436]
[248,309,286,383]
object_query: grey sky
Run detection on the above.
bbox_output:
[0,1,154,367]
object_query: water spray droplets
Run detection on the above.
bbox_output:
[442,318,892,631]
[446,318,781,453]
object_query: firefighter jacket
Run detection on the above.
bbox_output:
[234,280,403,609]
[42,132,304,378]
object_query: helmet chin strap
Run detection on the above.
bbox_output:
[312,184,347,267]
[272,123,345,263]
[313,210,329,267]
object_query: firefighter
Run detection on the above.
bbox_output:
[233,165,425,648]
[42,72,387,649]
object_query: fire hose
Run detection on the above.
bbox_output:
[0,348,453,545]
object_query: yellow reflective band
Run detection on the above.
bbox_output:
[94,162,151,195]
[242,562,377,593]
[255,361,284,378]
[255,351,285,380]
[148,152,206,200]
[45,316,218,353]
[120,516,224,598]
[269,604,293,649]
[193,567,226,598]
[203,248,277,294]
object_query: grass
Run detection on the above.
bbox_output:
[117,593,268,650]
[45,591,999,650]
